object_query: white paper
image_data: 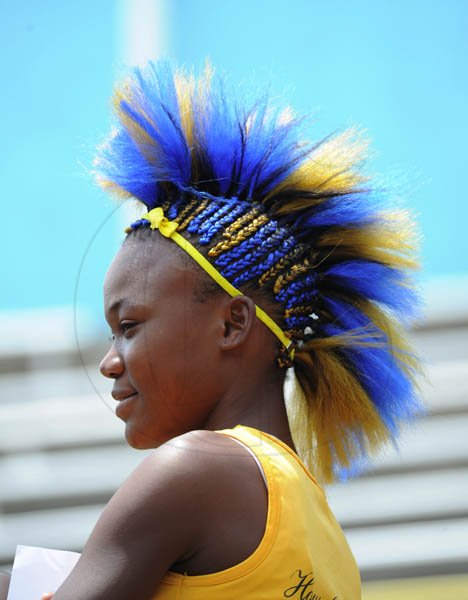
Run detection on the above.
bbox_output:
[7,545,80,600]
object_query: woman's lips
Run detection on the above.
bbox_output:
[115,393,138,419]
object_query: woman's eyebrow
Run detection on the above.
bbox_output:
[107,299,125,314]
[106,299,147,316]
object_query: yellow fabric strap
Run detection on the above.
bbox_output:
[132,207,294,356]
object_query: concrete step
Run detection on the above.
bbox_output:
[327,466,468,527]
[0,504,103,565]
[0,363,110,405]
[349,517,468,580]
[0,395,121,453]
[0,445,144,510]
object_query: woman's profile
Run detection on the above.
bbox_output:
[2,61,421,600]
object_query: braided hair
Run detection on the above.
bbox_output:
[95,62,423,483]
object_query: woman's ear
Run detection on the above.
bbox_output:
[220,295,256,352]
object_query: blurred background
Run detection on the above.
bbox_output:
[1,1,467,597]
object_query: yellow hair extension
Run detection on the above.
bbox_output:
[94,175,134,200]
[284,327,307,339]
[355,299,423,382]
[317,211,420,271]
[174,65,213,182]
[284,305,316,318]
[220,208,260,238]
[267,128,370,211]
[113,87,161,168]
[258,245,306,287]
[174,199,197,224]
[228,215,269,244]
[207,211,267,257]
[177,198,209,231]
[292,339,391,483]
[273,258,311,294]
[174,71,195,148]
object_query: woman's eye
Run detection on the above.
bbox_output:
[120,321,136,335]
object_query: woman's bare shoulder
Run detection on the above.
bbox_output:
[52,430,254,598]
[0,571,10,600]
[51,430,267,597]
[160,429,269,576]
[130,428,257,488]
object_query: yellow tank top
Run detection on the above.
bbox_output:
[152,425,361,599]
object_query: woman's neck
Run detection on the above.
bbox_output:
[202,370,297,453]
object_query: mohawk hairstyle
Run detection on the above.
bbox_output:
[95,61,423,483]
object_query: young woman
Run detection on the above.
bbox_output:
[6,62,421,600]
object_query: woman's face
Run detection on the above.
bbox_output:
[100,234,228,449]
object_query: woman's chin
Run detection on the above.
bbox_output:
[124,423,164,450]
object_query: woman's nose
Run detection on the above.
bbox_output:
[100,346,124,379]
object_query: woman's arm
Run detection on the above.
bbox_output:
[0,571,10,600]
[51,431,222,600]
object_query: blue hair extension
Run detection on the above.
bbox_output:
[192,78,305,199]
[322,297,421,430]
[199,203,247,242]
[276,273,319,304]
[122,64,191,192]
[214,221,279,267]
[216,225,293,279]
[167,203,179,220]
[186,202,221,234]
[127,218,152,232]
[325,261,419,320]
[245,226,291,264]
[285,314,315,330]
[198,204,235,244]
[284,289,319,310]
[97,129,161,204]
[227,236,296,284]
[291,193,378,234]
[324,321,420,433]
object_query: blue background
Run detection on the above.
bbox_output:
[1,0,467,317]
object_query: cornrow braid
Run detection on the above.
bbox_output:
[229,236,297,285]
[177,198,209,231]
[257,244,308,287]
[207,208,262,255]
[284,327,309,341]
[284,305,316,318]
[223,207,260,238]
[200,203,247,245]
[167,203,179,220]
[283,288,319,310]
[216,213,270,255]
[229,226,292,271]
[198,203,234,243]
[284,314,315,330]
[274,258,311,294]
[212,221,278,268]
[173,199,197,225]
[186,201,221,234]
[276,273,319,304]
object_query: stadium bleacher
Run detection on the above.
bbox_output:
[1,303,467,594]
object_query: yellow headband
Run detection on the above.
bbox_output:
[126,207,294,359]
